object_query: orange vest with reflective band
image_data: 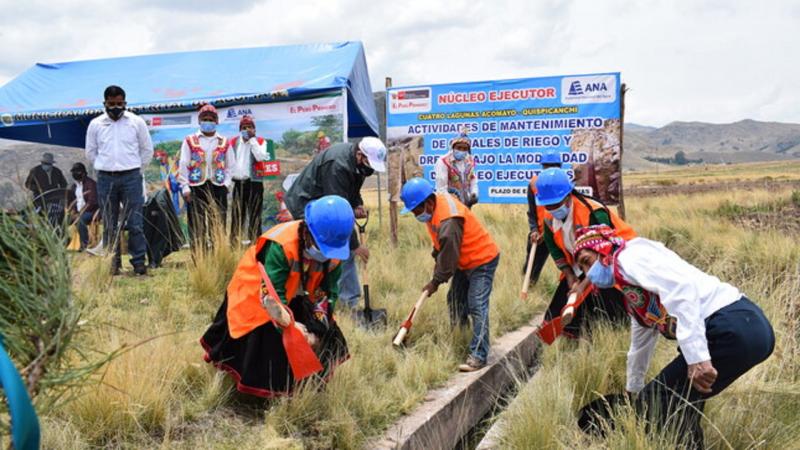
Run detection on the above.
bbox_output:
[528,176,549,235]
[225,220,340,338]
[427,194,499,270]
[545,195,636,269]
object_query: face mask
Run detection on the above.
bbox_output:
[106,106,125,120]
[550,202,570,221]
[587,260,615,288]
[240,130,251,140]
[41,163,53,171]
[453,150,467,161]
[415,211,432,223]
[303,245,328,262]
[200,121,217,134]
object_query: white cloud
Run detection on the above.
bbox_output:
[0,0,796,126]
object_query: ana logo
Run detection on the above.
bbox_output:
[1,113,13,127]
[561,75,617,104]
[225,107,254,119]
[151,117,163,127]
[568,81,584,96]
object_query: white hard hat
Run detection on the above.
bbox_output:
[358,137,387,173]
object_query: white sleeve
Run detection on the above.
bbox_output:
[250,139,269,162]
[434,157,449,193]
[137,117,154,167]
[626,318,659,392]
[224,142,234,190]
[617,240,710,365]
[470,165,478,196]
[85,120,98,163]
[178,139,191,195]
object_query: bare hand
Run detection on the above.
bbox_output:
[422,281,439,296]
[354,245,370,263]
[565,270,579,290]
[182,192,192,203]
[687,360,718,394]
[530,231,540,244]
[354,206,368,219]
[569,278,591,298]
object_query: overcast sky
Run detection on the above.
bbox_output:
[0,0,796,127]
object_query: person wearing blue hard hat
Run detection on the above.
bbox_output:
[523,148,564,286]
[534,167,633,344]
[201,195,353,397]
[401,177,500,372]
[285,136,388,309]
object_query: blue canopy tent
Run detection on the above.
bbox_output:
[0,41,378,148]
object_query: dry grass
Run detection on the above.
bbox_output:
[493,183,800,449]
[40,191,543,449]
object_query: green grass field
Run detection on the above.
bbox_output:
[34,161,800,449]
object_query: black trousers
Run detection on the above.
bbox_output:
[638,297,774,448]
[187,181,227,251]
[230,179,264,243]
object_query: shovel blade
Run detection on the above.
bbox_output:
[354,308,388,329]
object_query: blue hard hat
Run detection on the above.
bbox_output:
[540,148,563,165]
[400,177,435,214]
[535,168,574,206]
[304,195,355,260]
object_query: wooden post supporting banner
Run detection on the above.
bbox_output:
[617,83,628,221]
[386,76,399,246]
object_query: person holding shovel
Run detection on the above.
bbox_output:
[534,168,630,343]
[523,148,564,286]
[571,224,774,447]
[400,177,500,372]
[200,195,353,397]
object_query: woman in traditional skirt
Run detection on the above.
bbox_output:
[201,195,354,397]
[572,224,774,447]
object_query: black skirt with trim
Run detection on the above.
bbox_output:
[200,295,349,398]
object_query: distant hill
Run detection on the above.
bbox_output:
[624,119,800,165]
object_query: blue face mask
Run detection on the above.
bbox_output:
[304,245,328,262]
[240,130,251,140]
[550,202,570,221]
[587,260,615,288]
[200,121,217,133]
[453,150,467,161]
[415,211,432,223]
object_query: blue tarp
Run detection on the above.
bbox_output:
[0,41,378,147]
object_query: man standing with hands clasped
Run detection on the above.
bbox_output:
[85,85,153,276]
[229,114,270,244]
[178,104,234,252]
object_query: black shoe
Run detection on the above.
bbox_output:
[110,260,121,276]
[133,264,147,276]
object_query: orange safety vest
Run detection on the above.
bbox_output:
[544,195,636,269]
[226,220,340,339]
[528,175,549,236]
[427,193,499,270]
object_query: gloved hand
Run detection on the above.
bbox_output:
[422,281,439,296]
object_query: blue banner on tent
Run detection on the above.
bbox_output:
[386,73,622,205]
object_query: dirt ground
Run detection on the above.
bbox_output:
[625,178,800,197]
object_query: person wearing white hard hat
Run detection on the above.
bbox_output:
[284,136,387,309]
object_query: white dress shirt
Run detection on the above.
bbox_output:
[85,111,153,171]
[617,238,742,392]
[434,153,478,199]
[231,136,269,181]
[178,131,234,194]
[75,181,85,211]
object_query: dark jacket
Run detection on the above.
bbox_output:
[284,142,373,249]
[67,176,99,215]
[25,165,67,209]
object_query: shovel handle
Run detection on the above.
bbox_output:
[392,291,429,347]
[560,292,578,325]
[519,243,537,300]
